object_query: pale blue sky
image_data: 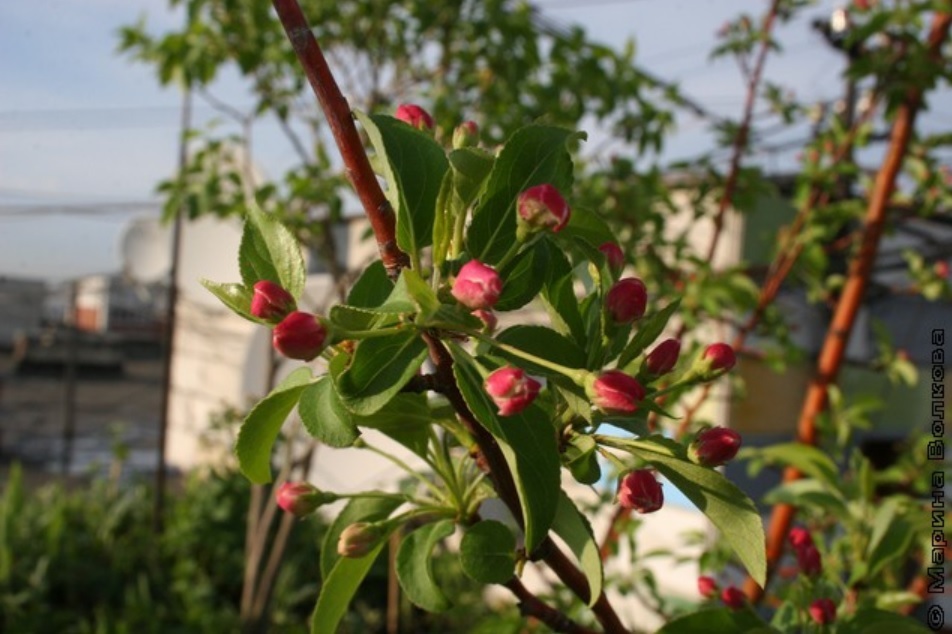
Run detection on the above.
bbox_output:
[2,0,944,282]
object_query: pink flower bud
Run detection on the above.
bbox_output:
[452,260,503,310]
[936,260,950,279]
[796,543,823,577]
[598,242,625,273]
[453,120,479,149]
[617,469,663,514]
[251,280,296,323]
[275,482,335,517]
[703,343,736,374]
[809,598,837,625]
[788,526,814,550]
[644,338,680,377]
[586,370,646,414]
[698,575,719,599]
[605,278,647,324]
[721,586,747,610]
[337,522,385,558]
[472,309,497,333]
[273,311,328,361]
[484,366,541,416]
[395,103,434,131]
[688,426,742,467]
[517,184,570,235]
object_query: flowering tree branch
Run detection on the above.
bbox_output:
[744,9,952,602]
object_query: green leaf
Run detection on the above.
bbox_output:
[866,499,916,580]
[562,206,615,250]
[449,346,560,553]
[494,239,551,311]
[298,376,359,448]
[433,148,493,270]
[655,607,776,634]
[742,443,841,491]
[356,112,449,259]
[494,325,587,377]
[619,436,767,587]
[541,269,586,346]
[356,393,431,458]
[396,520,455,613]
[239,201,306,299]
[459,520,516,584]
[551,492,603,606]
[347,260,393,308]
[563,434,601,485]
[328,304,400,334]
[761,480,848,517]
[617,299,681,371]
[321,496,403,580]
[838,609,931,634]
[311,536,391,634]
[335,330,428,416]
[200,280,260,322]
[467,125,583,264]
[235,367,313,484]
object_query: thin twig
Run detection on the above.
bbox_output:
[506,577,600,634]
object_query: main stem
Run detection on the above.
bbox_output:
[743,10,952,602]
[271,0,408,280]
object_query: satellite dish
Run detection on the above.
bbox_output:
[120,216,172,283]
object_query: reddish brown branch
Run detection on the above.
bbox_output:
[270,0,409,279]
[506,578,599,634]
[743,11,952,602]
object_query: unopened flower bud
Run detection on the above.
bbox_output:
[453,120,479,149]
[484,366,541,416]
[516,184,570,238]
[796,543,823,577]
[273,311,328,361]
[395,103,434,132]
[617,469,663,513]
[338,522,386,558]
[452,260,503,310]
[598,242,625,273]
[472,309,497,334]
[644,338,680,377]
[688,342,736,381]
[809,598,837,625]
[251,280,296,323]
[585,370,645,415]
[688,426,742,467]
[605,278,647,324]
[275,482,336,517]
[698,575,719,599]
[788,526,814,550]
[721,586,747,610]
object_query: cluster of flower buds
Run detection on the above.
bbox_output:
[688,426,742,467]
[789,526,823,577]
[616,469,663,514]
[452,260,503,310]
[585,370,646,415]
[250,280,329,362]
[275,481,338,517]
[516,183,570,239]
[484,366,541,416]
